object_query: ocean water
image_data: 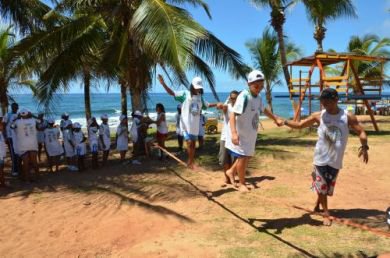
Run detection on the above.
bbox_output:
[10,92,322,128]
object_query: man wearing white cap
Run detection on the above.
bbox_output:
[225,70,283,192]
[72,122,87,171]
[158,74,221,169]
[10,108,40,181]
[4,102,19,176]
[44,118,64,173]
[60,113,72,132]
[99,114,110,166]
[62,120,77,171]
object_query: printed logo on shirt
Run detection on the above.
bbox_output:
[190,102,200,116]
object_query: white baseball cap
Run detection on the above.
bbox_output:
[134,110,143,117]
[73,122,81,129]
[20,108,30,116]
[191,77,203,89]
[47,118,55,124]
[101,114,108,120]
[247,70,264,83]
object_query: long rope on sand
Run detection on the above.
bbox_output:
[152,143,390,239]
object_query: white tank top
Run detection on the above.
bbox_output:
[314,109,349,169]
[157,112,168,134]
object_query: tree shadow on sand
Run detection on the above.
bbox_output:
[248,214,323,234]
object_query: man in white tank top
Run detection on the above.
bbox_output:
[282,88,369,226]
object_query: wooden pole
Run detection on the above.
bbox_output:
[350,63,379,131]
[152,143,188,167]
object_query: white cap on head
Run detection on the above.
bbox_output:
[101,114,108,120]
[119,114,127,121]
[47,118,55,124]
[134,110,142,117]
[20,108,30,116]
[191,77,203,89]
[73,122,81,129]
[62,112,69,117]
[247,70,264,83]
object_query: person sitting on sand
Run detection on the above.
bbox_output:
[99,114,110,166]
[158,74,222,169]
[88,117,99,169]
[225,70,283,192]
[44,118,64,173]
[11,109,40,182]
[72,122,87,172]
[217,90,239,186]
[116,114,129,164]
[0,112,7,186]
[281,88,369,226]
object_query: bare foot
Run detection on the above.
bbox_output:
[238,184,250,193]
[226,169,237,188]
[323,216,332,226]
[187,163,195,170]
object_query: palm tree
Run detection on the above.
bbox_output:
[0,26,34,113]
[246,27,301,112]
[301,0,357,53]
[18,0,247,116]
[250,0,297,88]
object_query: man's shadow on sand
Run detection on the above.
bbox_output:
[210,175,275,197]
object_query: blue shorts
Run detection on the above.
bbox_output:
[183,132,198,141]
[228,149,246,159]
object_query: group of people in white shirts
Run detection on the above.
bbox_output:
[0,103,160,185]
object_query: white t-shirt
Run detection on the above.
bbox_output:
[225,89,264,156]
[73,131,86,156]
[220,100,234,142]
[174,90,208,136]
[62,129,74,157]
[4,112,18,139]
[157,112,168,134]
[60,119,72,132]
[313,109,349,169]
[0,131,6,159]
[99,123,110,151]
[88,126,99,151]
[37,119,48,143]
[130,117,140,143]
[199,114,206,137]
[116,125,128,151]
[44,127,64,157]
[12,118,39,154]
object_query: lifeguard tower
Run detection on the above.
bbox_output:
[287,52,389,131]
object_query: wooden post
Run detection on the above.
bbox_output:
[293,62,316,121]
[350,63,379,131]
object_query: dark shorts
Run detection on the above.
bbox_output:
[218,140,235,166]
[156,132,168,142]
[312,165,339,196]
[227,149,246,159]
[183,132,197,141]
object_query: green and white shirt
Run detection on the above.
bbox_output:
[174,90,208,136]
[225,89,264,156]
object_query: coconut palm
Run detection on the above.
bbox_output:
[0,26,35,113]
[246,27,301,112]
[250,0,297,88]
[301,0,357,53]
[15,0,247,117]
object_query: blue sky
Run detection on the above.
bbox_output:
[16,0,390,94]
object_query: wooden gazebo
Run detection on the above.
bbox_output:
[287,52,389,131]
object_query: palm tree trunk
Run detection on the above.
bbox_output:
[83,69,92,124]
[314,23,326,53]
[0,79,8,115]
[271,8,290,87]
[265,80,273,113]
[120,80,128,116]
[130,87,146,112]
